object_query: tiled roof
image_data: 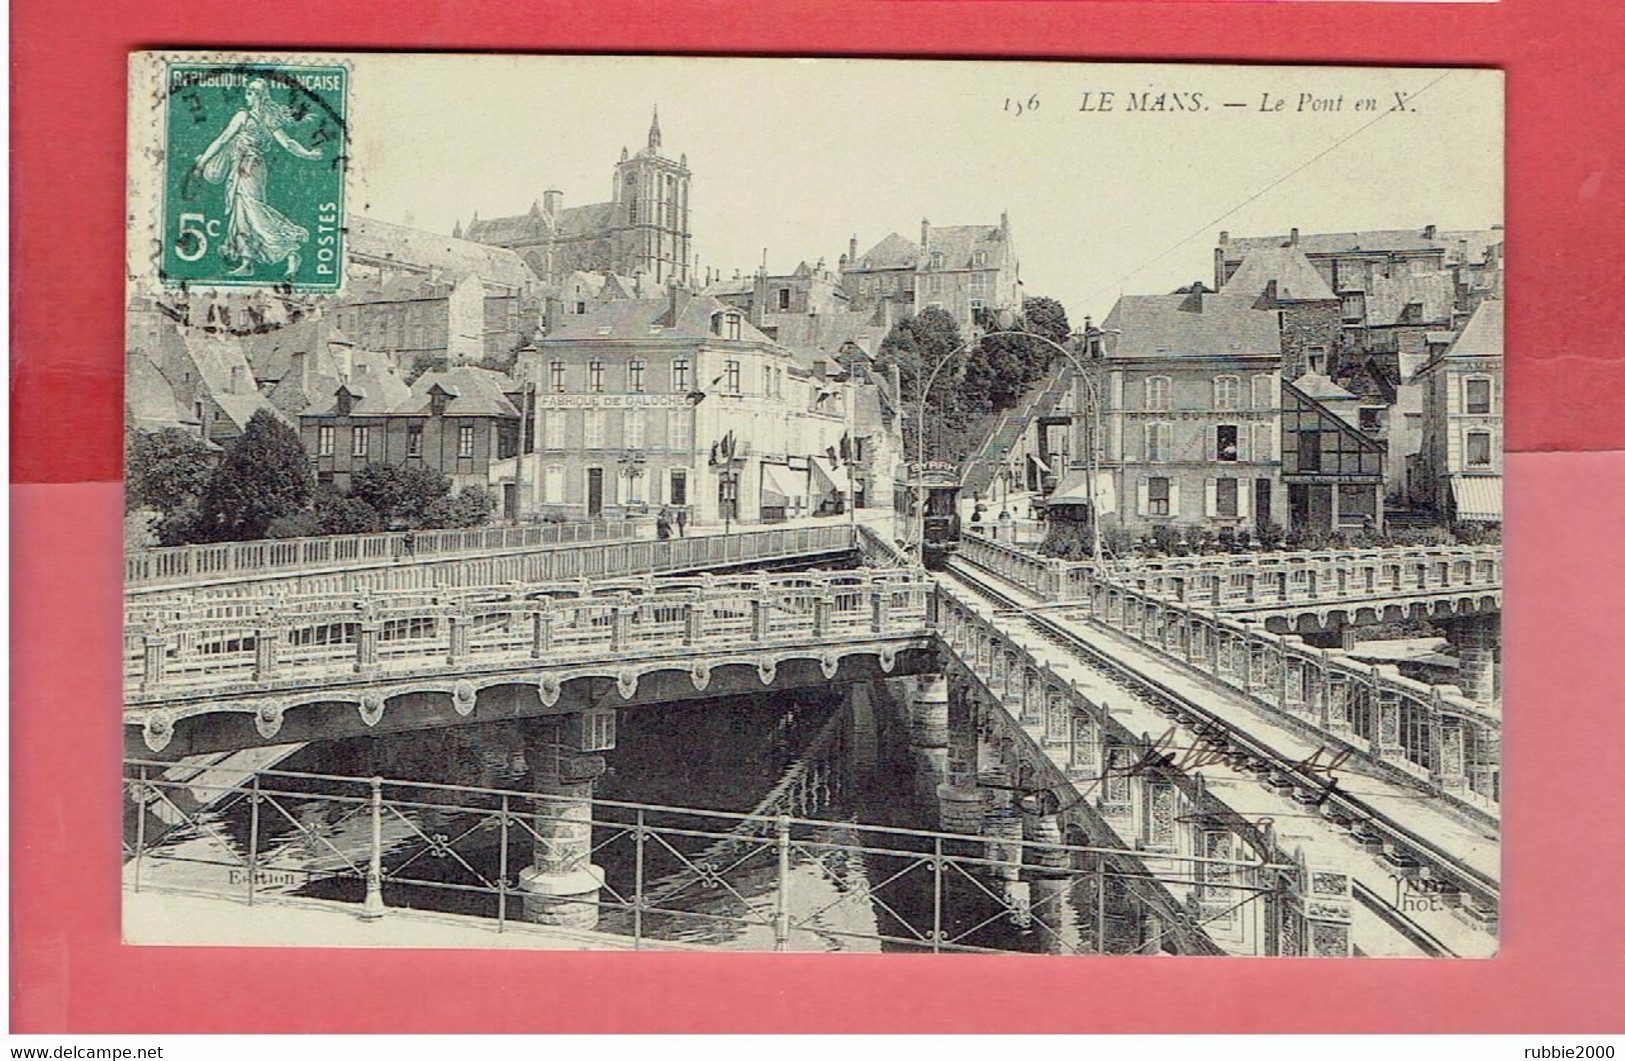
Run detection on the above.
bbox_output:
[404,367,521,418]
[303,357,413,417]
[464,208,548,245]
[1447,299,1502,358]
[181,329,257,397]
[1222,229,1448,261]
[1292,370,1358,403]
[554,202,616,240]
[1100,293,1281,360]
[542,294,775,345]
[1365,271,1455,327]
[853,225,1011,272]
[126,353,197,430]
[1222,246,1337,302]
[923,225,1009,269]
[242,317,353,384]
[212,391,286,432]
[348,215,537,290]
[853,233,920,270]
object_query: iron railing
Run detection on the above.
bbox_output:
[123,759,1295,955]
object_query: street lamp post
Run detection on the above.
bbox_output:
[617,450,647,525]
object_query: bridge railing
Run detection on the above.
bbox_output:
[956,535,1501,819]
[125,568,931,700]
[961,534,1500,611]
[128,524,860,598]
[123,758,1286,954]
[125,520,638,590]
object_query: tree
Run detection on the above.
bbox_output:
[404,352,444,385]
[875,308,968,460]
[318,494,385,534]
[348,463,453,528]
[425,485,496,529]
[1022,295,1071,347]
[196,410,314,541]
[125,426,216,516]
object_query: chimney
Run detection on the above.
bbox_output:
[230,364,247,393]
[920,218,931,251]
[1423,223,1438,240]
[1218,230,1229,245]
[1289,227,1300,246]
[667,282,691,326]
[849,235,858,263]
[544,188,563,217]
[290,352,308,393]
[750,269,769,328]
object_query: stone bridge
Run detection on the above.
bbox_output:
[923,559,1500,956]
[956,533,1501,802]
[125,568,935,758]
[961,534,1503,702]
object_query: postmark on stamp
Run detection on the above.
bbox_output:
[159,60,348,293]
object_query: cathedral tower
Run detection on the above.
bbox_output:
[612,106,692,286]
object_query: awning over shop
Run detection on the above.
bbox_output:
[760,462,801,507]
[811,455,851,496]
[1450,475,1502,522]
[1046,470,1115,514]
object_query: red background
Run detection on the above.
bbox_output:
[11,0,1625,1032]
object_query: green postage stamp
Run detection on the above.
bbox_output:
[158,60,348,292]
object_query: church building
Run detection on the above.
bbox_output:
[460,109,693,289]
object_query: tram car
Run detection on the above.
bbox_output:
[896,462,963,570]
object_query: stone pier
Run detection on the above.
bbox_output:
[1445,614,1500,704]
[517,714,610,929]
[907,674,950,801]
[937,680,984,834]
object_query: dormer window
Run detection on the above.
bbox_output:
[930,251,944,270]
[429,385,450,416]
[973,250,987,267]
[721,313,742,341]
[336,388,355,416]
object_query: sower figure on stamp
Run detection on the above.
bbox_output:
[193,78,323,279]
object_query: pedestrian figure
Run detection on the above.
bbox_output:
[675,507,687,537]
[656,506,673,540]
[401,529,416,558]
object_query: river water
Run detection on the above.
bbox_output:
[136,680,1099,953]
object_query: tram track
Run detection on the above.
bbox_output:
[937,555,1499,958]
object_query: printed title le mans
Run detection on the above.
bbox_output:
[1067,90,1390,113]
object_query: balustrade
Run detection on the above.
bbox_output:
[131,524,858,597]
[958,534,1499,615]
[954,535,1501,818]
[125,569,931,700]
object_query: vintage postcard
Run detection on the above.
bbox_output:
[123,52,1502,957]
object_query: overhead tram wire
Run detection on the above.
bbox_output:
[1075,69,1458,312]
